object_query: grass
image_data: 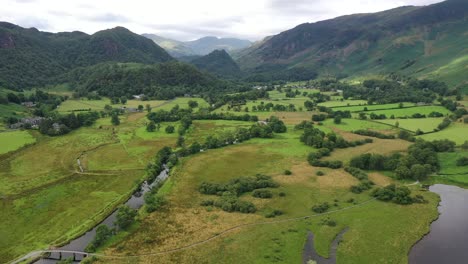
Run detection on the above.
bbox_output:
[363,106,452,118]
[0,130,36,154]
[377,117,444,133]
[57,98,167,112]
[0,103,29,120]
[318,99,368,108]
[322,118,395,132]
[327,102,414,112]
[99,128,438,264]
[417,122,468,144]
[156,97,209,111]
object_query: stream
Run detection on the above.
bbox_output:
[409,184,468,264]
[35,168,169,263]
[302,228,348,264]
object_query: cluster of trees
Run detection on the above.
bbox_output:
[199,174,279,214]
[211,88,269,109]
[0,90,66,107]
[456,157,468,167]
[38,111,100,136]
[312,202,330,213]
[344,167,375,194]
[147,105,260,125]
[349,139,455,180]
[353,129,395,139]
[199,174,278,196]
[372,184,426,205]
[201,192,257,213]
[146,147,178,183]
[299,123,373,169]
[249,102,297,112]
[307,148,343,169]
[300,125,372,150]
[342,78,444,104]
[144,189,166,213]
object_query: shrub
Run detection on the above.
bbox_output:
[316,171,325,176]
[311,202,330,213]
[279,192,286,197]
[284,170,292,175]
[165,125,175,134]
[456,157,468,166]
[265,209,284,218]
[252,189,273,199]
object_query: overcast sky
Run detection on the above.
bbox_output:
[1,0,444,41]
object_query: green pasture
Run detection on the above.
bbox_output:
[0,130,36,154]
[377,118,444,133]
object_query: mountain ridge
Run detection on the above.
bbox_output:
[237,0,468,86]
[143,34,252,57]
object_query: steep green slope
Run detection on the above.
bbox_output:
[190,49,242,77]
[237,0,468,87]
[0,23,173,90]
[62,62,242,99]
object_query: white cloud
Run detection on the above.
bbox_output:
[0,0,444,41]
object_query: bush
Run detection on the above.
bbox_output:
[316,171,325,176]
[311,202,330,213]
[252,189,273,199]
[279,192,286,197]
[456,157,468,166]
[265,209,284,218]
[284,170,292,175]
[115,205,137,230]
[165,125,175,133]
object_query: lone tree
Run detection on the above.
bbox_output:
[334,114,342,124]
[145,104,152,113]
[165,125,175,134]
[111,114,120,126]
[188,100,198,108]
[115,205,137,230]
[146,121,156,132]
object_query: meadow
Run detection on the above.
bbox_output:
[2,87,467,264]
[417,122,468,144]
[364,105,452,118]
[378,117,444,133]
[98,126,438,264]
[0,130,36,154]
[57,97,209,113]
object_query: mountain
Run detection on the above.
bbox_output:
[142,33,195,57]
[143,34,252,57]
[185,36,252,55]
[237,0,468,86]
[0,23,173,90]
[190,49,241,78]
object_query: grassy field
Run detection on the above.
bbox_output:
[99,129,438,264]
[0,130,36,154]
[417,122,468,144]
[377,117,444,133]
[2,88,464,263]
[268,88,319,100]
[364,105,452,118]
[0,103,29,120]
[318,99,368,108]
[322,118,395,132]
[327,102,414,112]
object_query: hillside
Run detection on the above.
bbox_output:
[190,49,242,77]
[0,23,173,90]
[143,34,252,57]
[237,0,468,87]
[62,62,241,99]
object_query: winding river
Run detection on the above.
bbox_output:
[409,184,468,264]
[34,168,169,263]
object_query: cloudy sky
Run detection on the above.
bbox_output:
[1,0,443,41]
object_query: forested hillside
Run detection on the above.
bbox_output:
[63,62,247,100]
[0,23,172,89]
[190,50,242,78]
